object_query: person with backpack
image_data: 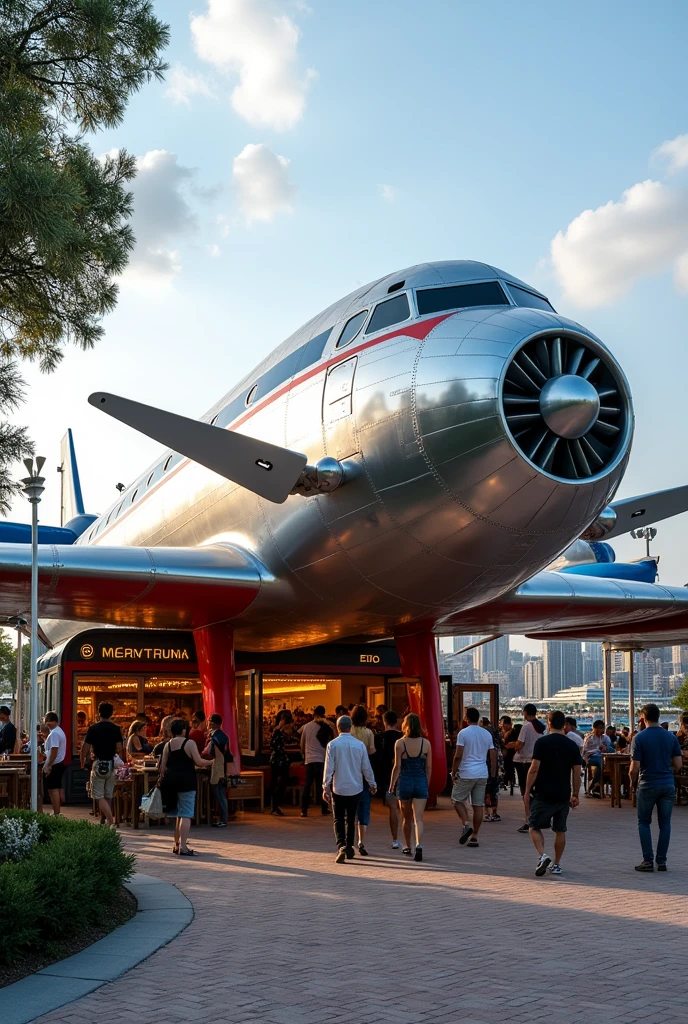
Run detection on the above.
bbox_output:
[299,705,333,817]
[204,713,234,828]
[159,718,213,855]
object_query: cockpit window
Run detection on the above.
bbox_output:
[416,281,509,316]
[335,310,368,349]
[365,293,410,335]
[506,283,555,312]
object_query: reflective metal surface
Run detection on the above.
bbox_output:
[539,375,600,439]
[31,261,643,649]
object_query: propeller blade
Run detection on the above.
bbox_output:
[88,392,307,504]
[604,484,688,539]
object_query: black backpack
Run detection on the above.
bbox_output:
[316,722,333,748]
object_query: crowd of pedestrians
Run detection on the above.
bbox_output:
[3,692,686,875]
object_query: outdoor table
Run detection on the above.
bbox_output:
[227,770,265,812]
[0,765,25,808]
[603,753,631,808]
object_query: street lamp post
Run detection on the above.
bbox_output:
[7,616,27,738]
[21,457,45,811]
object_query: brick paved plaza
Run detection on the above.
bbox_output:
[34,792,686,1024]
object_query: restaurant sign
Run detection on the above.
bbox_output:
[65,630,197,665]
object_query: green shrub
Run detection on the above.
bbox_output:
[0,862,40,964]
[0,811,135,964]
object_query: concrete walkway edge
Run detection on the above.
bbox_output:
[1,872,193,1024]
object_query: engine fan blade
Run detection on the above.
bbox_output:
[604,484,688,538]
[89,392,308,504]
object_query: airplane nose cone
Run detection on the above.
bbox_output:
[539,374,601,439]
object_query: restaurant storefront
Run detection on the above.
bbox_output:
[37,628,412,801]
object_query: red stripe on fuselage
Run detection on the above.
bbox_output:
[94,312,453,542]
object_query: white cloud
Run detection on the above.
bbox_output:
[208,243,222,258]
[122,150,198,288]
[653,133,688,175]
[550,179,688,307]
[379,184,400,203]
[190,0,316,131]
[233,143,295,224]
[164,64,216,106]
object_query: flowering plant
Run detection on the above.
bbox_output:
[0,815,40,863]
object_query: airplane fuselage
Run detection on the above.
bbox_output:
[53,261,633,649]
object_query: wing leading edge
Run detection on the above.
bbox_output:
[0,543,265,638]
[437,571,688,646]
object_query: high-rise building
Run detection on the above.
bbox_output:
[508,650,525,698]
[449,636,474,684]
[583,642,603,684]
[473,634,509,675]
[524,657,544,701]
[543,640,583,698]
[672,645,688,678]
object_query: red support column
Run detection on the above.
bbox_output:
[194,623,240,772]
[395,632,447,802]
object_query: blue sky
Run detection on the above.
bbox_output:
[11,1,688,652]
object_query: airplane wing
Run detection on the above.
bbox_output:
[0,543,266,636]
[438,571,688,646]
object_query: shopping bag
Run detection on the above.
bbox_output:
[140,787,164,819]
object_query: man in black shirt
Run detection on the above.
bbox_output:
[81,702,123,826]
[0,705,17,755]
[524,709,582,877]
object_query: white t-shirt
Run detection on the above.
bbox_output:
[456,725,494,779]
[514,720,543,762]
[300,719,332,764]
[45,726,67,764]
[566,730,584,752]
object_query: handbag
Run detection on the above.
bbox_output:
[140,787,164,819]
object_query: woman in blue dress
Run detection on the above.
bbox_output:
[389,713,432,862]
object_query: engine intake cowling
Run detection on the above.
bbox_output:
[501,332,631,482]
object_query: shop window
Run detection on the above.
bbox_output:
[261,675,341,751]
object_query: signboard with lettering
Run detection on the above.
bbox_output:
[62,631,401,671]
[64,631,197,665]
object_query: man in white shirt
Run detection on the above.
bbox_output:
[323,716,376,863]
[513,703,546,833]
[43,712,67,815]
[299,705,333,817]
[451,707,497,848]
[564,717,584,752]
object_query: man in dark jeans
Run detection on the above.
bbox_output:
[323,716,376,864]
[299,705,332,817]
[630,703,682,872]
[204,713,231,828]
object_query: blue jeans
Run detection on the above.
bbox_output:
[636,783,675,865]
[587,753,603,786]
[214,781,228,824]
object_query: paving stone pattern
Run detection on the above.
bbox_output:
[33,792,686,1024]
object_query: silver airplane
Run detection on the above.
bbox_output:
[3,260,688,794]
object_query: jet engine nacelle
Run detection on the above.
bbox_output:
[330,305,634,613]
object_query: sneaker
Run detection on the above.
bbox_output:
[459,824,473,845]
[484,813,494,822]
[335,848,346,864]
[402,847,412,856]
[549,863,563,875]
[491,813,501,822]
[345,846,355,859]
[657,863,667,872]
[414,845,423,862]
[518,823,530,834]
[358,843,369,857]
[392,840,400,849]
[215,822,228,829]
[635,860,654,872]
[271,808,284,816]
[300,811,307,818]
[535,854,552,876]
[466,837,479,847]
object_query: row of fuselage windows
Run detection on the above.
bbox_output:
[88,279,554,540]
